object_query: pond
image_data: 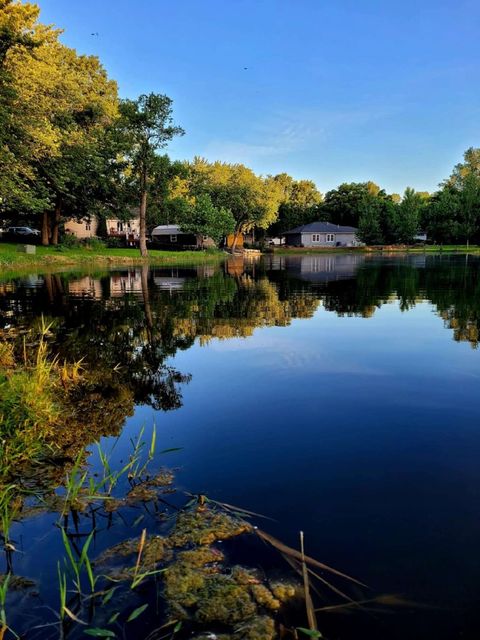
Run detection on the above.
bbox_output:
[1,252,480,639]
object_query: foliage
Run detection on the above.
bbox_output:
[396,187,424,243]
[183,158,282,249]
[178,193,235,244]
[0,1,119,245]
[115,93,184,256]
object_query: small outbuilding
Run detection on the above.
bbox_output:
[282,221,359,247]
[150,225,215,250]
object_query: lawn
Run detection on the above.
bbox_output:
[0,242,226,275]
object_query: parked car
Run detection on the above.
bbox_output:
[5,226,41,242]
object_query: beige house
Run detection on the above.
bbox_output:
[105,216,140,238]
[65,212,140,242]
[64,217,99,239]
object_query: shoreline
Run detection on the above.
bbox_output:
[0,243,227,278]
[272,244,480,255]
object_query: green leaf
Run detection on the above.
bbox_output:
[108,612,120,624]
[84,629,116,638]
[127,603,148,622]
[297,629,323,638]
[102,586,117,605]
[173,621,183,633]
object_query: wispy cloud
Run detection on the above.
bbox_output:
[201,105,399,166]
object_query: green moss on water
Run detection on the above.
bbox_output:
[94,506,299,638]
[169,508,253,547]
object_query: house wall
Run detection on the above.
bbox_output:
[64,218,99,238]
[300,232,357,247]
[106,217,140,236]
[285,233,303,246]
[151,233,199,249]
[152,233,216,249]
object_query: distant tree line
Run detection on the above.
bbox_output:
[1,1,480,251]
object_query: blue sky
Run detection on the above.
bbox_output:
[37,0,480,195]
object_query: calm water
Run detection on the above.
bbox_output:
[2,253,480,639]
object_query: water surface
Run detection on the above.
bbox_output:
[1,252,480,639]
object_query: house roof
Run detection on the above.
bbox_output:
[282,221,358,235]
[151,225,183,235]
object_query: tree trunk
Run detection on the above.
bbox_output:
[231,227,242,253]
[51,199,62,246]
[41,211,50,246]
[139,168,148,258]
[141,264,154,345]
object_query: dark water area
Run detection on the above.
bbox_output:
[2,252,480,639]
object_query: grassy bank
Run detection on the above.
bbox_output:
[0,242,226,275]
[273,244,480,255]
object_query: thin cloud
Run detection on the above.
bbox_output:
[200,105,400,165]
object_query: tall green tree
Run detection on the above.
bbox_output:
[116,94,184,256]
[186,158,280,251]
[396,187,423,243]
[357,196,383,245]
[322,182,381,227]
[178,193,235,244]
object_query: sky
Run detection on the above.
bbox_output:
[36,0,480,195]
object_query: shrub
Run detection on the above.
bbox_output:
[60,234,81,248]
[105,236,124,248]
[83,237,106,250]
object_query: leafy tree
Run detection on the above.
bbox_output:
[357,197,383,244]
[178,194,235,245]
[322,182,380,227]
[186,158,280,251]
[396,187,423,243]
[423,188,458,244]
[116,94,184,256]
[0,1,119,243]
[456,172,480,247]
[265,173,322,235]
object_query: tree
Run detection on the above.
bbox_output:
[265,173,322,236]
[322,182,380,227]
[396,187,423,243]
[116,94,184,256]
[186,158,281,252]
[424,187,458,244]
[0,1,119,243]
[178,194,235,245]
[456,172,480,247]
[357,197,383,245]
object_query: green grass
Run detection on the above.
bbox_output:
[273,244,480,255]
[0,242,226,275]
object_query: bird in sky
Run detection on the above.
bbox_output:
[91,32,99,36]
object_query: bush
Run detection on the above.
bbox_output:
[105,236,124,248]
[83,237,106,250]
[60,234,81,248]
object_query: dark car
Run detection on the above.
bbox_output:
[5,226,41,242]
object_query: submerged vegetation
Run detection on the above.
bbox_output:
[0,411,367,640]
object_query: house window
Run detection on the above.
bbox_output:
[117,221,124,232]
[326,233,335,242]
[170,235,177,242]
[312,234,321,242]
[85,222,91,231]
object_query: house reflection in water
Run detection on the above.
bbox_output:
[68,276,103,299]
[265,253,367,283]
[110,270,143,297]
